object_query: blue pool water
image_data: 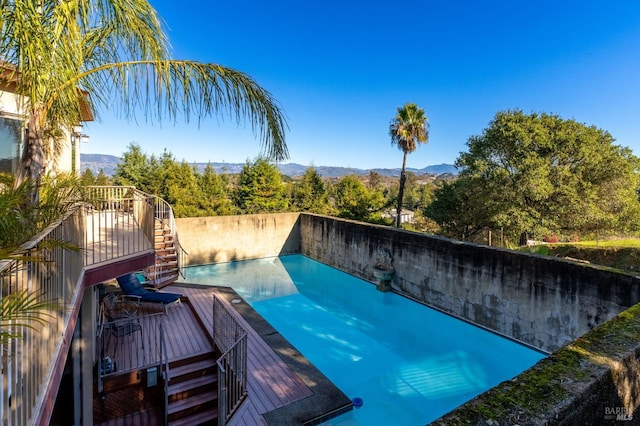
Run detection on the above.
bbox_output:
[181,255,545,425]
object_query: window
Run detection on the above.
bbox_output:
[0,116,23,174]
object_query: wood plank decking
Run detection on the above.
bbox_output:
[98,283,346,425]
[170,285,314,425]
[85,211,152,265]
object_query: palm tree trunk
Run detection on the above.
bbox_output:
[14,106,45,205]
[396,152,408,228]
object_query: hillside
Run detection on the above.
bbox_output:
[80,153,458,178]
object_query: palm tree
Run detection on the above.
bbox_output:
[389,103,429,228]
[0,0,288,203]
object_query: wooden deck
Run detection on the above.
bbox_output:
[99,291,213,371]
[98,283,328,425]
[85,211,152,265]
[170,285,314,425]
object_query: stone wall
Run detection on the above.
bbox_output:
[176,213,301,265]
[299,214,640,353]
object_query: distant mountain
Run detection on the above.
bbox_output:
[80,154,120,176]
[80,153,458,178]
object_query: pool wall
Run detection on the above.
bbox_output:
[176,212,640,423]
[299,214,640,354]
[176,213,301,264]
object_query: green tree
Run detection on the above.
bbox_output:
[424,177,498,241]
[80,169,96,186]
[144,150,175,199]
[389,103,429,228]
[334,175,384,221]
[113,143,151,189]
[3,0,287,204]
[165,161,203,217]
[450,110,640,243]
[367,170,383,191]
[199,163,235,215]
[235,158,288,214]
[292,166,329,214]
[94,169,111,186]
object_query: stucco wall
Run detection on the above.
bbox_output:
[176,213,301,265]
[299,214,640,353]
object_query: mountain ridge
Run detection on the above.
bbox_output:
[80,153,458,178]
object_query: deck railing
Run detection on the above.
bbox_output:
[213,295,248,425]
[96,312,165,392]
[84,186,187,280]
[0,185,178,425]
[0,207,85,425]
[150,194,188,281]
[82,186,155,265]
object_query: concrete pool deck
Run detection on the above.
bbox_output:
[172,283,353,425]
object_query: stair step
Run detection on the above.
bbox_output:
[167,389,217,417]
[168,374,217,402]
[155,241,175,249]
[170,359,217,383]
[157,252,177,259]
[156,260,178,268]
[168,407,218,426]
[152,274,179,288]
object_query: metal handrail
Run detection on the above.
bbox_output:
[0,205,86,425]
[84,186,187,281]
[97,313,164,380]
[213,295,248,425]
[160,322,169,426]
[153,195,188,280]
[217,333,248,426]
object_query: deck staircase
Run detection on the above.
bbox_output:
[150,219,181,287]
[167,351,219,426]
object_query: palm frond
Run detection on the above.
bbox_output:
[0,290,56,344]
[71,60,289,161]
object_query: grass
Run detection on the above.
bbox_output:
[570,239,640,248]
[521,238,640,273]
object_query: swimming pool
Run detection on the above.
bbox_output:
[181,255,545,424]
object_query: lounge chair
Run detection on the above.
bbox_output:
[116,273,182,313]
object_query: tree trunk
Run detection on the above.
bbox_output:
[14,106,45,206]
[396,152,408,228]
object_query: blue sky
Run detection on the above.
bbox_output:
[84,0,640,169]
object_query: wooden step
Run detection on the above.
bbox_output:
[155,241,175,249]
[169,359,217,384]
[151,273,179,288]
[156,260,178,270]
[168,389,217,416]
[168,407,218,426]
[168,374,217,402]
[156,253,178,261]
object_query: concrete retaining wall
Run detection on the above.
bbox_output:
[434,302,640,425]
[176,213,301,265]
[299,214,640,353]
